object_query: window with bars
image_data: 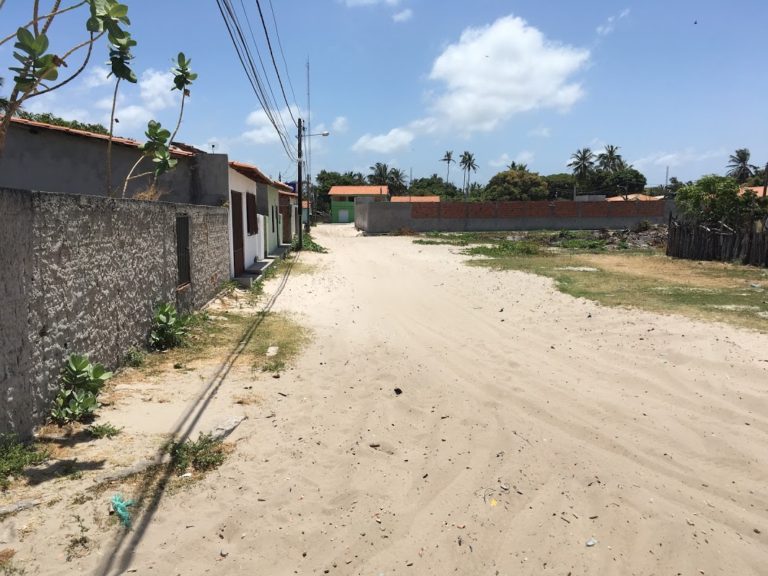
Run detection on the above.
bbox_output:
[246,193,258,235]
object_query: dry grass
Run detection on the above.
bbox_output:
[466,249,768,332]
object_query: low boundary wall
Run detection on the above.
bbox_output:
[0,188,229,437]
[355,200,673,234]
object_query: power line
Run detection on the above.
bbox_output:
[215,0,297,161]
[255,0,297,127]
[267,0,298,107]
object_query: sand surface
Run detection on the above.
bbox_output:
[3,223,767,575]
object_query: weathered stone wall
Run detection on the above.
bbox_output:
[0,190,35,435]
[0,189,229,437]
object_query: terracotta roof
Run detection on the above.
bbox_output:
[606,193,664,202]
[739,186,768,197]
[329,185,389,196]
[229,161,293,192]
[279,190,298,198]
[7,116,195,157]
[390,195,441,203]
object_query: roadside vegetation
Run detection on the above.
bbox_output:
[414,229,768,331]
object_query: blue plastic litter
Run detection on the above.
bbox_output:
[111,494,135,528]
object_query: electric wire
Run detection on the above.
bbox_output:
[267,0,298,107]
[215,0,298,161]
[255,0,298,127]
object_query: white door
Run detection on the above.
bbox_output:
[339,209,349,223]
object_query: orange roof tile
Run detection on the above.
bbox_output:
[7,116,195,157]
[390,195,441,203]
[229,161,293,192]
[739,186,768,197]
[329,185,389,196]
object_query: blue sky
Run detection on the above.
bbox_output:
[2,0,766,187]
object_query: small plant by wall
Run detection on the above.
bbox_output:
[0,433,49,489]
[50,355,113,425]
[149,303,189,351]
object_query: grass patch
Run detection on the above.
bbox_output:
[469,250,768,331]
[0,435,48,490]
[464,240,540,257]
[294,232,328,253]
[86,423,122,439]
[122,347,145,368]
[248,312,309,373]
[168,433,226,474]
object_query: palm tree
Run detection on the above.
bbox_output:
[387,167,407,195]
[597,144,623,172]
[441,151,455,184]
[367,162,389,185]
[459,151,478,197]
[508,161,528,172]
[726,148,756,183]
[568,147,595,191]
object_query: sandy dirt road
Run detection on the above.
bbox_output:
[13,223,768,575]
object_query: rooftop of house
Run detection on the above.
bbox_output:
[739,185,768,197]
[329,185,389,196]
[390,195,441,203]
[6,116,196,158]
[228,161,293,192]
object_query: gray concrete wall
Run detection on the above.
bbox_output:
[0,122,229,206]
[356,200,673,234]
[0,188,229,437]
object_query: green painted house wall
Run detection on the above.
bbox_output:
[331,199,356,223]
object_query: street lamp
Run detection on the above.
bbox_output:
[297,118,329,249]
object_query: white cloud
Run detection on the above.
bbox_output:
[82,66,112,89]
[242,106,300,145]
[139,69,176,111]
[528,126,551,138]
[429,16,589,132]
[112,104,154,130]
[352,127,414,154]
[332,116,349,132]
[489,150,535,168]
[357,15,590,147]
[597,8,630,36]
[632,148,725,169]
[393,8,413,22]
[489,153,512,168]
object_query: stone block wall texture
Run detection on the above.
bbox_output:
[355,200,672,234]
[0,189,229,437]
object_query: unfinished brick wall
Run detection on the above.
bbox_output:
[0,189,229,437]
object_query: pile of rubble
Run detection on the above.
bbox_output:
[598,224,668,250]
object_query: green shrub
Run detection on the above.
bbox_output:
[168,433,226,473]
[464,240,539,257]
[0,434,49,489]
[149,303,189,350]
[50,354,113,425]
[123,346,145,368]
[86,423,122,439]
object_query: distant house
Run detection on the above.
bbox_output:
[606,193,664,202]
[329,185,389,223]
[279,189,299,244]
[390,195,441,203]
[229,161,292,262]
[739,185,768,197]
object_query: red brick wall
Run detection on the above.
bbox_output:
[467,203,496,218]
[411,203,439,219]
[441,203,468,219]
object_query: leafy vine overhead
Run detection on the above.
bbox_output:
[0,1,132,154]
